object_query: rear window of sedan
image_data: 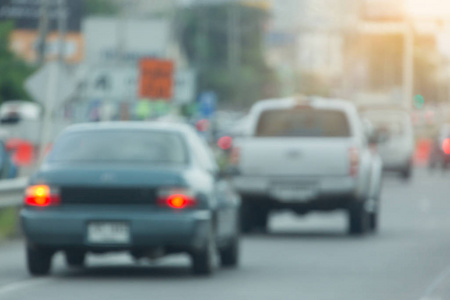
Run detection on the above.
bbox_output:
[47,130,188,165]
[256,108,351,137]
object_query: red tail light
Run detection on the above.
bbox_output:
[349,148,359,177]
[157,188,196,209]
[25,185,60,207]
[229,147,240,165]
[442,139,450,155]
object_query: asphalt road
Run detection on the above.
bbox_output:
[1,168,450,300]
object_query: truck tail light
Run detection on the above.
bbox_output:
[349,148,359,177]
[229,147,240,165]
[157,188,196,209]
[25,185,60,207]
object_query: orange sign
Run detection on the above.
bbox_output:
[139,58,174,100]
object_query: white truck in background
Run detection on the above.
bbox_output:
[231,97,384,235]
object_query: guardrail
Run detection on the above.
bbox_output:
[0,177,28,208]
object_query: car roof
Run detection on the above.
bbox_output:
[62,121,195,135]
[250,96,357,115]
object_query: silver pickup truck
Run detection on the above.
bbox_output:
[231,97,383,235]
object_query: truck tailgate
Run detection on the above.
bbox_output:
[237,138,353,177]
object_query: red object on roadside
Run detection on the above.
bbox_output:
[5,139,34,166]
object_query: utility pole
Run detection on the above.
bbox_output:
[57,0,68,62]
[228,3,241,73]
[403,19,414,110]
[36,0,50,66]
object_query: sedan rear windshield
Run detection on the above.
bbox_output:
[48,130,188,165]
[256,108,351,137]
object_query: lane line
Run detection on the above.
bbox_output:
[420,264,450,300]
[0,278,52,299]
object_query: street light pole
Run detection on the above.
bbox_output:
[403,20,414,109]
[36,0,50,66]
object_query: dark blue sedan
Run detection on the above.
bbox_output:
[21,122,240,276]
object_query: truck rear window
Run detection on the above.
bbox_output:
[256,108,351,137]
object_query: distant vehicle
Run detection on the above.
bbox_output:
[21,122,240,276]
[0,100,42,124]
[0,138,18,179]
[231,97,383,235]
[429,123,450,169]
[361,108,415,179]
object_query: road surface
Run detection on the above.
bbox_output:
[0,168,449,300]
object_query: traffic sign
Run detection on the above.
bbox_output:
[25,61,76,105]
[139,58,174,100]
[198,91,217,118]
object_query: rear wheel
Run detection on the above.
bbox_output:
[348,202,369,236]
[65,251,86,268]
[220,238,239,268]
[27,246,53,276]
[240,201,269,234]
[191,229,217,276]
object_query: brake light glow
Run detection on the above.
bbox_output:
[349,148,359,177]
[157,189,196,209]
[442,139,450,155]
[25,185,60,207]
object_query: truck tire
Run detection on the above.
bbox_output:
[348,202,369,236]
[240,202,255,233]
[369,211,378,232]
[220,238,239,267]
[240,202,268,234]
[27,246,53,276]
[65,251,86,268]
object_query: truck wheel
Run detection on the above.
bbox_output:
[27,246,53,276]
[401,165,412,180]
[65,251,86,268]
[191,229,217,276]
[348,202,369,236]
[254,210,269,233]
[240,202,255,233]
[369,211,378,232]
[220,238,239,268]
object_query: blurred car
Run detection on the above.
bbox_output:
[361,107,414,179]
[21,122,240,276]
[429,123,450,169]
[0,137,18,179]
[231,97,383,235]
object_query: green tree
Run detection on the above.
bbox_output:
[179,4,279,107]
[0,22,34,104]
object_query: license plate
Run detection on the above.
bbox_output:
[87,222,130,244]
[271,183,317,202]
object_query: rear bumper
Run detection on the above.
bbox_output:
[232,175,358,211]
[21,206,211,251]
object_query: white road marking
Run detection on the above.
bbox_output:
[0,279,52,298]
[420,264,450,300]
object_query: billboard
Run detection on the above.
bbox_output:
[139,58,174,100]
[10,30,84,63]
[0,0,83,32]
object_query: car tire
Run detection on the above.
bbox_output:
[27,246,53,276]
[191,229,216,276]
[65,251,86,268]
[348,202,369,236]
[220,238,239,268]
